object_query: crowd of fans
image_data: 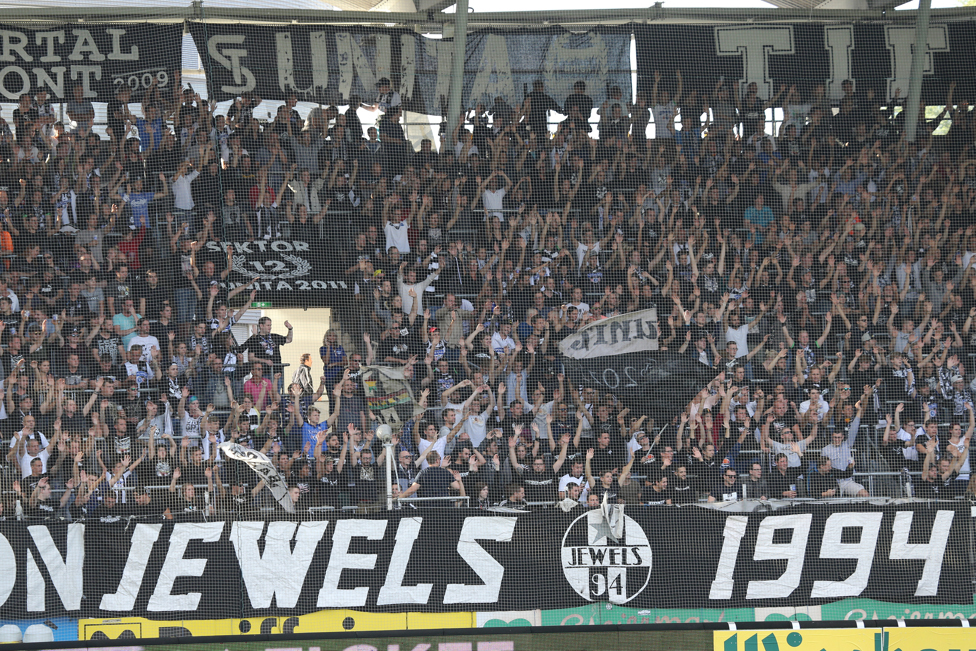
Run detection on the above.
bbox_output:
[1,70,976,521]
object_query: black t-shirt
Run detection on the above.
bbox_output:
[58,295,92,322]
[589,445,622,476]
[93,333,124,365]
[242,333,287,366]
[499,413,533,441]
[523,467,558,502]
[106,99,126,135]
[137,279,173,321]
[709,480,744,502]
[590,478,621,504]
[317,469,342,507]
[669,475,696,504]
[13,106,38,140]
[767,466,803,498]
[414,465,454,499]
[378,334,414,363]
[344,461,380,503]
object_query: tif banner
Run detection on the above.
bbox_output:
[202,239,351,308]
[633,21,976,105]
[0,503,969,621]
[362,364,426,433]
[558,308,716,411]
[188,23,631,115]
[0,23,182,101]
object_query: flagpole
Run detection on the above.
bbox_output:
[376,424,395,510]
[385,441,394,510]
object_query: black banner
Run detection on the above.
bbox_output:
[202,239,350,309]
[0,23,182,102]
[188,23,632,115]
[562,350,718,417]
[0,503,968,620]
[634,22,976,105]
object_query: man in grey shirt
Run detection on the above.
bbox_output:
[820,399,870,496]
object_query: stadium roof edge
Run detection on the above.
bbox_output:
[0,2,973,26]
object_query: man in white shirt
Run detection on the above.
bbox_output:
[558,459,588,503]
[397,263,439,316]
[491,322,516,356]
[799,387,830,422]
[477,171,512,222]
[9,426,59,477]
[171,160,201,214]
[567,287,590,319]
[127,318,161,363]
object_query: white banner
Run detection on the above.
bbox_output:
[558,309,659,360]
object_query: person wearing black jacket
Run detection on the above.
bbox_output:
[767,452,803,499]
[809,456,855,498]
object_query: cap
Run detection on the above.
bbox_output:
[853,222,866,231]
[861,332,873,342]
[951,374,964,383]
[377,77,391,87]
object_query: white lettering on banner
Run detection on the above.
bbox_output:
[68,29,105,62]
[26,548,43,611]
[0,66,29,98]
[36,31,64,62]
[207,240,310,254]
[208,35,255,95]
[0,31,31,62]
[336,32,391,101]
[468,34,515,109]
[810,512,882,598]
[398,34,415,101]
[883,25,948,102]
[823,26,854,102]
[0,531,15,608]
[26,523,84,611]
[317,519,388,608]
[0,28,153,99]
[71,64,102,97]
[559,309,659,359]
[424,38,454,108]
[99,523,162,611]
[377,517,433,605]
[276,31,329,95]
[889,510,953,597]
[445,517,517,604]
[709,516,748,600]
[34,66,65,97]
[714,26,795,101]
[146,522,224,612]
[543,32,609,106]
[560,512,652,604]
[106,28,138,60]
[745,513,812,600]
[232,520,329,609]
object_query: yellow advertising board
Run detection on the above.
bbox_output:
[886,627,976,651]
[78,611,474,640]
[714,629,882,651]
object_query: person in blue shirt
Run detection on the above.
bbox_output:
[111,171,168,230]
[136,104,164,152]
[743,193,774,245]
[293,400,332,457]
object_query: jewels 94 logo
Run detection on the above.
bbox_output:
[560,511,652,604]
